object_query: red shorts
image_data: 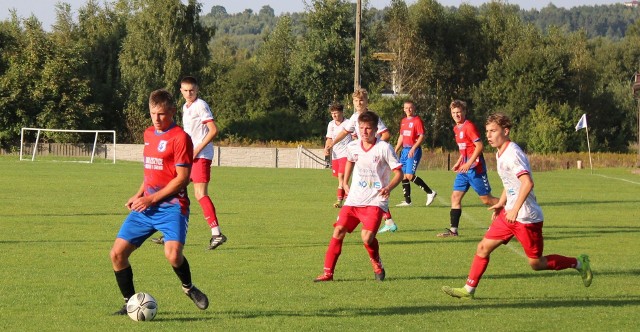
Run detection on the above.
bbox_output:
[190,158,212,183]
[485,210,544,258]
[331,157,347,177]
[334,206,384,233]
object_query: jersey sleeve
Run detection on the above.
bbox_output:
[415,117,425,136]
[465,121,481,142]
[383,142,402,170]
[173,132,194,167]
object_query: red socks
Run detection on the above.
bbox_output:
[466,255,489,287]
[545,254,578,270]
[323,237,343,275]
[198,196,218,228]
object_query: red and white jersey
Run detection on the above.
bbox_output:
[182,98,214,160]
[143,124,193,215]
[341,110,389,140]
[496,141,543,224]
[454,120,485,172]
[343,139,402,211]
[326,119,351,159]
[399,116,425,147]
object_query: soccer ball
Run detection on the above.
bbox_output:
[126,292,157,321]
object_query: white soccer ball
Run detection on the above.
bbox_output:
[126,292,157,321]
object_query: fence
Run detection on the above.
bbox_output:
[2,143,637,171]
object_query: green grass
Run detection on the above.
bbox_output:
[0,156,639,331]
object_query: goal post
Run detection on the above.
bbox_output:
[20,128,117,163]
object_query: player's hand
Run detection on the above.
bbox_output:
[343,183,350,196]
[488,203,504,220]
[457,162,471,173]
[378,186,391,198]
[129,196,153,212]
[505,209,517,223]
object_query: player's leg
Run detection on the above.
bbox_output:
[517,222,592,287]
[110,238,137,314]
[360,206,385,281]
[406,149,437,206]
[442,237,502,299]
[333,158,346,208]
[192,158,226,250]
[315,208,355,282]
[396,149,412,206]
[438,173,469,237]
[111,212,149,314]
[377,209,397,233]
[442,212,510,299]
[160,211,209,309]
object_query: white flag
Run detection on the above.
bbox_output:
[575,114,587,131]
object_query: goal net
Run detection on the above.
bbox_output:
[20,128,116,163]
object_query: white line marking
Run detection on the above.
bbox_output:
[594,174,640,185]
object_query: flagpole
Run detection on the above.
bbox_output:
[585,126,593,174]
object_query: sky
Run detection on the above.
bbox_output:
[0,0,627,31]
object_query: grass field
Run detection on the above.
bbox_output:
[0,155,639,331]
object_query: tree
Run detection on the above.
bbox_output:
[289,0,356,135]
[119,0,212,142]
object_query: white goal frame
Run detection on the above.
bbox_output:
[20,127,116,163]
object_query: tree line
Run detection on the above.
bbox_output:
[0,0,638,153]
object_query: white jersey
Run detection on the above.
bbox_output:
[496,142,544,223]
[343,139,402,211]
[326,119,351,159]
[341,110,389,140]
[182,98,214,160]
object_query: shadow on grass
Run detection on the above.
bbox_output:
[540,199,640,207]
[211,296,640,319]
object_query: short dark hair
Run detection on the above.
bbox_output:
[149,89,176,111]
[329,102,344,112]
[180,76,198,86]
[358,111,379,128]
[486,113,512,130]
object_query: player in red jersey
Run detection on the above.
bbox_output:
[438,100,495,237]
[393,100,437,208]
[110,89,209,315]
[314,111,403,282]
[441,113,592,299]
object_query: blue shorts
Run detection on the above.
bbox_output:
[116,204,189,247]
[399,147,422,175]
[453,168,492,196]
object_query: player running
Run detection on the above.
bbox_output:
[315,111,403,282]
[441,113,592,299]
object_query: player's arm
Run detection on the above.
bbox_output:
[125,182,145,210]
[488,188,507,220]
[379,167,403,198]
[331,129,349,147]
[394,134,403,155]
[129,166,191,212]
[194,121,218,157]
[342,160,354,196]
[505,172,534,223]
[324,137,333,156]
[379,130,390,142]
[408,134,424,158]
[452,154,464,171]
[458,140,483,173]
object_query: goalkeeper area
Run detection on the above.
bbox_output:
[20,127,116,163]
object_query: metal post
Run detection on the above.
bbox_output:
[633,72,640,167]
[354,0,361,91]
